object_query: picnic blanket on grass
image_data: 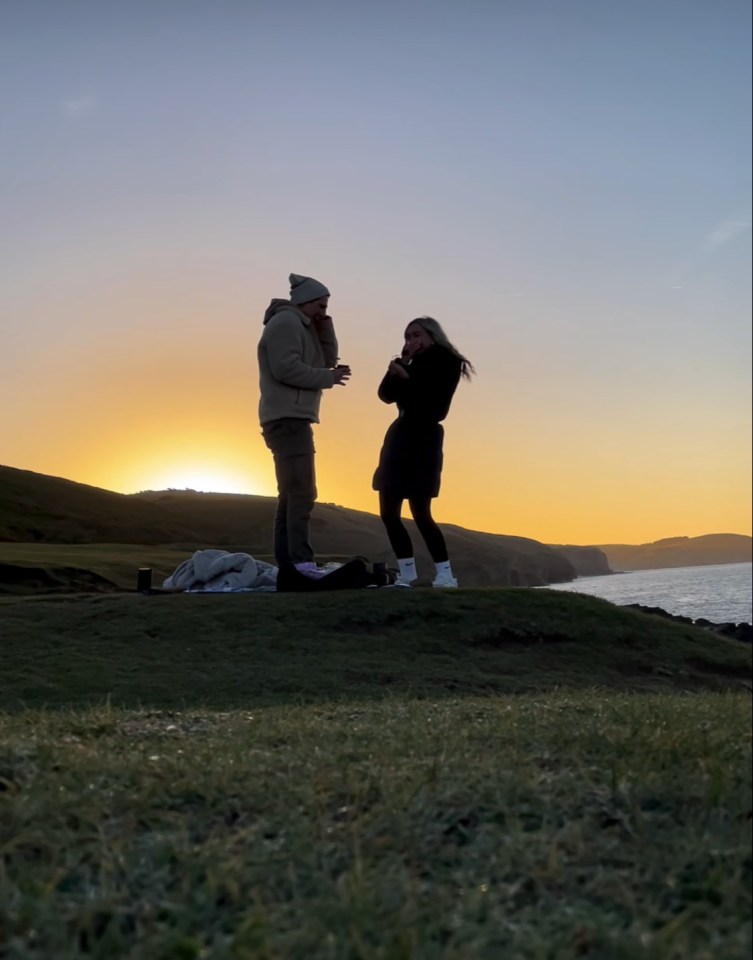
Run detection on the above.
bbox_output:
[163,550,278,593]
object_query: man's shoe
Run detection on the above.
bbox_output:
[392,576,415,588]
[432,571,458,589]
[294,562,328,580]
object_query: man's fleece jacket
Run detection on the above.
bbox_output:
[257,299,339,425]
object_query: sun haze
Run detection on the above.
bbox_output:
[0,0,750,545]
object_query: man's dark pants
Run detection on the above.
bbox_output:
[262,418,316,567]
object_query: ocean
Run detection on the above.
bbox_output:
[545,562,752,624]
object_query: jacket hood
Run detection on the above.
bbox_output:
[263,298,292,325]
[262,299,314,327]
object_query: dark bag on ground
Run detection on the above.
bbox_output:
[276,559,392,592]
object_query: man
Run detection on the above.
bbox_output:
[258,273,350,576]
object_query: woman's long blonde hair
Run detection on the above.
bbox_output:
[406,316,475,379]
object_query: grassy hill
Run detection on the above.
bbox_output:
[2,588,749,711]
[2,585,750,957]
[0,465,200,544]
[2,465,749,593]
[596,534,752,570]
[2,690,750,959]
[0,543,196,595]
[0,465,575,588]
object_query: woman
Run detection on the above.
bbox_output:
[373,316,474,588]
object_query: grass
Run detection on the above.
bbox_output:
[1,589,750,957]
[1,693,750,959]
[1,589,750,711]
[0,543,202,594]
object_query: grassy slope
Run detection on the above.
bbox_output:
[0,543,219,595]
[0,467,199,544]
[1,694,750,959]
[0,533,570,594]
[0,465,575,586]
[1,590,749,711]
[1,590,750,958]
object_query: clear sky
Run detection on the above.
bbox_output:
[1,0,751,544]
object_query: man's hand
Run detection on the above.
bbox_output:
[333,364,351,386]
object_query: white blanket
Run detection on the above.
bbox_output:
[163,550,278,592]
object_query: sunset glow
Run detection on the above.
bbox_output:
[1,1,750,546]
[140,469,258,497]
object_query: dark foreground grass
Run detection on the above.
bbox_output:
[1,590,750,711]
[1,693,751,959]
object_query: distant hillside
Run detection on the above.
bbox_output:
[0,465,575,587]
[596,535,752,571]
[547,545,612,577]
[0,466,200,544]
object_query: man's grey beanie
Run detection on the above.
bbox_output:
[289,273,330,305]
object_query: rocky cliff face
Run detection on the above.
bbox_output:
[547,545,612,577]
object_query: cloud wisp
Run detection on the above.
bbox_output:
[61,96,100,118]
[704,215,752,250]
[665,208,751,288]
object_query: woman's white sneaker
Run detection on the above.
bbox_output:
[432,571,458,588]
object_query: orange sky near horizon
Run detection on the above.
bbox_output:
[7,402,751,546]
[1,2,751,547]
[4,280,750,546]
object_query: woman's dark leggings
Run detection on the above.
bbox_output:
[379,492,449,563]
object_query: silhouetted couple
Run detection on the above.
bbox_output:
[257,273,474,588]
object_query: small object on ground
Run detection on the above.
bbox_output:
[137,567,152,593]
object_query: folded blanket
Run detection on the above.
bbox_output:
[163,550,278,592]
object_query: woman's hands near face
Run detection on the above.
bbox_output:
[402,338,425,360]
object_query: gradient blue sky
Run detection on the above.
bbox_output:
[1,0,751,543]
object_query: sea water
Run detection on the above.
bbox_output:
[545,562,752,624]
